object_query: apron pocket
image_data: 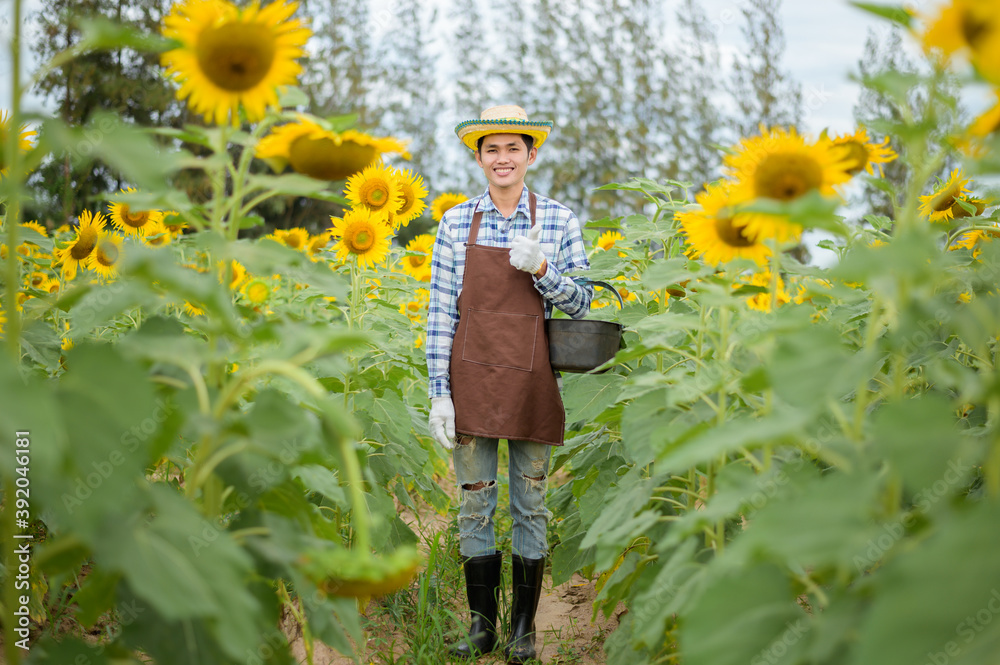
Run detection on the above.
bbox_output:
[461,308,538,371]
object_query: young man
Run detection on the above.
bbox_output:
[426,105,592,662]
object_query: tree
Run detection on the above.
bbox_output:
[299,0,376,125]
[851,25,964,225]
[728,0,802,138]
[373,0,441,194]
[671,0,724,190]
[26,0,182,227]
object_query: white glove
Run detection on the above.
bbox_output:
[509,225,545,274]
[429,397,455,450]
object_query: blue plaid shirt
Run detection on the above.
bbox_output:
[426,186,592,399]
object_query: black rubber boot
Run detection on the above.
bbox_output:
[448,552,502,659]
[503,555,545,664]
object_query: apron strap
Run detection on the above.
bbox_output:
[466,191,539,246]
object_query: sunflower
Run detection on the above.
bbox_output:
[920,0,1000,85]
[218,259,247,290]
[54,210,106,280]
[970,91,1000,137]
[399,234,434,282]
[832,127,898,177]
[256,115,410,180]
[306,231,331,258]
[0,110,37,177]
[959,92,1000,156]
[596,230,624,251]
[40,277,61,295]
[725,126,852,203]
[329,208,393,269]
[0,306,5,336]
[242,277,272,305]
[400,288,430,322]
[161,0,311,125]
[430,192,468,222]
[918,168,978,223]
[108,187,164,238]
[389,168,428,229]
[183,301,205,316]
[87,232,124,280]
[738,270,791,313]
[949,229,987,250]
[677,182,772,267]
[20,221,48,239]
[162,211,188,236]
[345,163,402,216]
[268,227,309,250]
[144,221,173,247]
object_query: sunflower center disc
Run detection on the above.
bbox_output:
[398,187,414,215]
[932,185,962,213]
[288,136,377,181]
[70,228,98,260]
[841,141,869,175]
[121,205,150,228]
[362,182,389,209]
[350,228,374,252]
[408,255,425,268]
[961,12,990,47]
[97,241,119,267]
[754,153,823,200]
[197,22,276,92]
[714,216,756,248]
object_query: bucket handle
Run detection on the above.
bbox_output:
[578,278,625,310]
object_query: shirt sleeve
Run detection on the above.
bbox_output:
[426,214,459,398]
[533,210,592,319]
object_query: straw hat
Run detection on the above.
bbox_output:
[455,105,553,151]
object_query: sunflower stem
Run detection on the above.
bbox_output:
[227,117,277,243]
[209,125,230,236]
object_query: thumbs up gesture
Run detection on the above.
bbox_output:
[509,225,546,275]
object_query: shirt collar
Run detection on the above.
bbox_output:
[478,186,531,226]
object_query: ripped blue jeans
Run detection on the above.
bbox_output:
[453,436,552,560]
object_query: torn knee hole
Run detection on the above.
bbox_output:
[462,480,496,491]
[523,474,546,482]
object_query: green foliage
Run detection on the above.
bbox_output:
[3,2,1000,665]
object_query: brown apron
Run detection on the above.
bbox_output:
[450,193,565,446]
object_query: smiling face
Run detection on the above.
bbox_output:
[475,133,537,194]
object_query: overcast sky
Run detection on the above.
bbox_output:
[1,0,921,127]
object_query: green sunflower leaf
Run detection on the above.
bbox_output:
[849,2,913,28]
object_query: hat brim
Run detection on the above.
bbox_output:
[455,119,552,151]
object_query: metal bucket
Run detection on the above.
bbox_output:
[547,280,624,373]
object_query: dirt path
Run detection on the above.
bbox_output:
[287,464,621,664]
[289,570,618,665]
